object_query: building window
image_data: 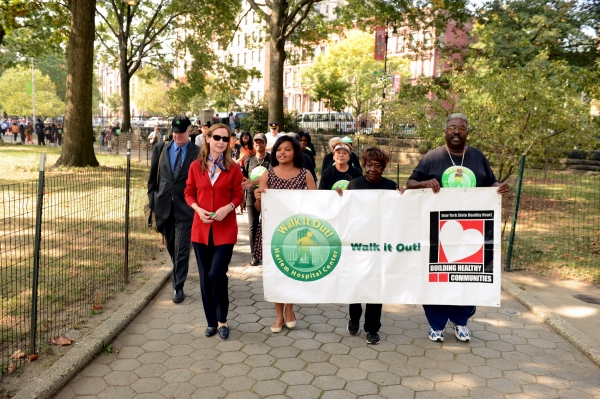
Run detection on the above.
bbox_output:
[237,35,240,46]
[285,71,289,87]
[258,51,261,62]
[320,45,326,54]
[292,71,297,86]
[251,11,254,23]
[244,53,247,63]
[424,32,432,46]
[395,36,403,52]
[237,54,240,65]
[257,90,262,99]
[244,34,248,46]
[411,33,418,48]
[325,5,329,14]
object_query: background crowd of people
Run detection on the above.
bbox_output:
[1,117,63,146]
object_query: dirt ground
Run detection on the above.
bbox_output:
[0,246,170,398]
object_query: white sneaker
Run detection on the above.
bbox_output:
[451,323,470,342]
[428,327,444,342]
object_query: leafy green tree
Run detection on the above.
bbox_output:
[302,31,410,118]
[36,54,68,102]
[304,70,350,113]
[96,0,250,132]
[0,66,65,117]
[106,93,123,117]
[470,0,598,71]
[242,96,299,134]
[389,57,598,181]
[132,77,169,116]
[0,1,69,67]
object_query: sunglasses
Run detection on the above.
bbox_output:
[211,135,229,142]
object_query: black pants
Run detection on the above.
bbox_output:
[162,206,193,291]
[247,200,261,258]
[193,230,234,327]
[349,303,383,333]
[37,134,45,145]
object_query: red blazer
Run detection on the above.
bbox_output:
[185,160,244,245]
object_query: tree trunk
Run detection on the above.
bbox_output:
[55,0,99,167]
[120,64,131,132]
[268,14,285,127]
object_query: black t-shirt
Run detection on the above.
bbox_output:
[303,153,317,182]
[243,153,272,205]
[347,176,398,191]
[408,146,498,188]
[231,144,242,161]
[321,152,362,172]
[318,165,363,190]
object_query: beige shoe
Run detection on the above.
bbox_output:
[285,320,296,329]
[271,323,284,333]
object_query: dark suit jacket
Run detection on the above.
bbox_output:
[148,141,200,222]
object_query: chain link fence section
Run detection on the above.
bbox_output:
[0,165,162,379]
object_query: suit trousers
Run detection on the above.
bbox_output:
[423,305,476,331]
[349,303,382,333]
[246,203,261,258]
[193,230,234,327]
[162,203,193,291]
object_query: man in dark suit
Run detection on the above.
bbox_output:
[148,115,200,303]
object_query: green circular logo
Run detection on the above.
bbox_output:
[271,214,342,281]
[331,180,349,190]
[441,166,476,188]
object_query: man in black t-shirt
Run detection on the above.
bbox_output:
[343,147,400,345]
[406,113,509,344]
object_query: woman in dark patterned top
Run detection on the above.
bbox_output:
[254,136,316,333]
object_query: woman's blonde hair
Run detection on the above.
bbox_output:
[198,123,235,173]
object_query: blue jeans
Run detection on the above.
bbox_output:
[193,231,234,327]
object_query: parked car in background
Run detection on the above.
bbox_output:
[130,117,147,127]
[295,112,355,133]
[92,117,109,127]
[143,117,167,127]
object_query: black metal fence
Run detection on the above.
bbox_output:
[0,152,162,378]
[502,156,600,281]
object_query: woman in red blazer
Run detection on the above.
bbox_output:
[185,123,243,340]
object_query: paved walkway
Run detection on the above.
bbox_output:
[55,214,600,399]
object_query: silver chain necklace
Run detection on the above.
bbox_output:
[445,146,467,177]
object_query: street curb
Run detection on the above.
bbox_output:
[13,263,173,399]
[502,277,600,368]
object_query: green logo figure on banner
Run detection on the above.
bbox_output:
[271,214,342,282]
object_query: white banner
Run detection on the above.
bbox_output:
[262,188,502,307]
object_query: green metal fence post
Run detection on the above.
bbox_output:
[30,153,46,355]
[505,154,526,272]
[396,163,400,185]
[124,141,131,284]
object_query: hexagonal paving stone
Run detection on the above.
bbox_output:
[270,357,304,371]
[220,375,257,392]
[133,364,167,378]
[130,377,166,393]
[248,366,282,381]
[401,376,435,391]
[285,384,322,399]
[70,377,108,395]
[252,380,287,396]
[312,375,347,391]
[346,380,378,395]
[337,367,368,381]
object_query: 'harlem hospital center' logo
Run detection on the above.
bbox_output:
[271,214,342,282]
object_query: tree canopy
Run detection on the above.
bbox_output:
[0,66,65,117]
[302,31,410,117]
